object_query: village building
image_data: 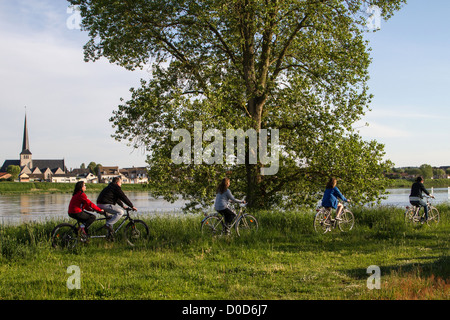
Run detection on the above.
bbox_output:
[0,115,67,182]
[120,167,149,184]
[97,166,127,183]
[0,172,12,180]
[1,114,148,184]
[71,168,98,183]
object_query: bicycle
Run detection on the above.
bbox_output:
[51,208,149,249]
[201,203,258,236]
[405,196,440,226]
[313,201,354,234]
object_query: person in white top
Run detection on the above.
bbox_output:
[214,178,245,232]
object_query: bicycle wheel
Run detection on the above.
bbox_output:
[404,207,416,224]
[124,220,149,246]
[313,208,331,234]
[338,209,354,232]
[235,214,258,236]
[201,215,224,236]
[426,206,440,226]
[51,223,78,249]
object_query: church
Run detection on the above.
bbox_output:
[0,115,67,182]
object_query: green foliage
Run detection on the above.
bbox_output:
[6,165,20,180]
[70,0,406,210]
[419,164,433,179]
[87,161,102,175]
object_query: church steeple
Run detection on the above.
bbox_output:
[20,112,32,169]
[22,113,30,153]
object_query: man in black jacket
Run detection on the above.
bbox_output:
[97,176,137,233]
[409,176,435,221]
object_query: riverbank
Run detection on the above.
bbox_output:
[1,179,448,195]
[0,181,150,194]
[386,178,450,189]
[0,206,448,300]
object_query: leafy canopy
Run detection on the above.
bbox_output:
[70,0,405,210]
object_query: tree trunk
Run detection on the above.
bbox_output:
[245,96,266,209]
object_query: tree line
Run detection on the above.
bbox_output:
[387,164,450,180]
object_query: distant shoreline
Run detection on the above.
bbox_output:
[0,181,151,194]
[1,179,449,195]
[385,178,450,189]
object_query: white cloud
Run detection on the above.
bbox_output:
[356,122,411,139]
[0,2,150,169]
[366,107,448,121]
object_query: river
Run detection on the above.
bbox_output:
[0,188,449,225]
[0,191,188,225]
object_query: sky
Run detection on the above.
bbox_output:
[0,0,449,170]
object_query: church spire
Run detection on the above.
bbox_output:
[22,111,30,153]
[20,110,32,169]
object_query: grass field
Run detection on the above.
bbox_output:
[0,205,448,300]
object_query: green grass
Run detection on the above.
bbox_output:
[0,206,448,300]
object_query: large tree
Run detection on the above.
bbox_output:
[70,0,404,210]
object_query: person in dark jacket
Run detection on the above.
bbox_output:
[409,176,434,221]
[321,177,349,220]
[97,176,137,233]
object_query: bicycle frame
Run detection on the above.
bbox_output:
[407,196,433,220]
[201,201,259,237]
[314,201,354,234]
[89,208,135,239]
[320,202,348,221]
[52,207,149,249]
[202,203,247,228]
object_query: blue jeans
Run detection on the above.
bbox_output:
[97,204,124,226]
[410,199,428,219]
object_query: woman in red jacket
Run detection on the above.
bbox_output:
[68,181,106,235]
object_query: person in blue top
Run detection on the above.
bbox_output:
[321,177,350,220]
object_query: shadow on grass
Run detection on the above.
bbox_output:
[343,255,450,281]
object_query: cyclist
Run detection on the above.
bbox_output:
[68,181,108,236]
[321,177,349,220]
[409,176,434,222]
[214,178,245,233]
[97,176,137,235]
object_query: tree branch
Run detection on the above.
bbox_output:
[271,13,310,82]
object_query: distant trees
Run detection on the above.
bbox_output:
[419,164,433,179]
[433,168,446,179]
[6,165,20,181]
[388,164,449,180]
[79,162,102,175]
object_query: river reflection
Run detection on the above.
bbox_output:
[0,192,187,225]
[1,188,449,225]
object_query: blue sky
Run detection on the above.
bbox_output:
[0,0,449,170]
[358,0,450,167]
